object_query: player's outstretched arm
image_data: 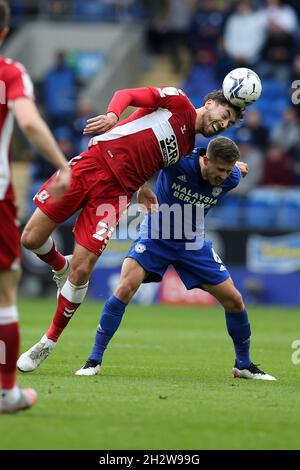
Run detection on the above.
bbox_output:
[13,97,71,200]
[83,87,160,135]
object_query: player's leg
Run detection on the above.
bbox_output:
[0,201,38,412]
[76,258,147,376]
[177,241,276,380]
[202,278,276,381]
[21,155,99,287]
[201,277,251,366]
[18,168,129,372]
[17,243,98,372]
[21,208,67,274]
[0,269,37,413]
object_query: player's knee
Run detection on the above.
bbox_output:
[115,279,137,303]
[21,226,40,250]
[69,261,93,285]
[224,291,244,313]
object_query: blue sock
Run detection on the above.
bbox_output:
[225,310,251,369]
[88,295,127,364]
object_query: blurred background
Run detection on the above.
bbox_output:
[5,0,300,307]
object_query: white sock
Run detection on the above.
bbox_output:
[61,279,89,304]
[0,305,18,324]
[32,237,54,255]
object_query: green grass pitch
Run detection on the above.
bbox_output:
[1,299,300,450]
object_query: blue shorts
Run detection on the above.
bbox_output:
[127,238,230,290]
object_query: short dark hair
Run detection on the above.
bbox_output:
[207,136,240,163]
[0,0,9,31]
[203,89,245,121]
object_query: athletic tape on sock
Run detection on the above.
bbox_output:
[61,279,89,304]
[0,306,18,325]
[32,237,53,255]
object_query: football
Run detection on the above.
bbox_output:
[222,67,262,108]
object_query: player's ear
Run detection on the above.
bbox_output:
[0,26,9,41]
[204,99,213,109]
[202,155,209,165]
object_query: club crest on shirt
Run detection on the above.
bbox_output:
[135,243,146,254]
[212,187,222,197]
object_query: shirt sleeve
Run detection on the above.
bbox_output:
[230,165,242,188]
[107,86,193,118]
[6,62,35,104]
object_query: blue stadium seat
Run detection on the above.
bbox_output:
[181,65,219,99]
[243,189,282,228]
[278,190,300,229]
[206,195,242,228]
[72,0,114,21]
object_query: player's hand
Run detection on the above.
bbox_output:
[83,112,118,135]
[236,161,249,178]
[137,185,159,213]
[47,166,71,202]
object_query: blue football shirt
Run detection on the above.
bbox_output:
[139,147,241,247]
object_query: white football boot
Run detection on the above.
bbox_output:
[232,362,277,381]
[52,254,72,294]
[0,387,37,413]
[17,335,56,372]
[75,360,101,376]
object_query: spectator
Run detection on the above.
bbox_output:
[72,98,94,154]
[270,107,300,152]
[238,108,269,149]
[223,0,266,69]
[259,20,295,82]
[32,126,75,182]
[47,0,72,20]
[146,0,192,72]
[232,132,264,195]
[261,0,298,34]
[290,141,300,185]
[164,0,193,73]
[43,50,77,128]
[260,143,293,187]
[188,0,226,66]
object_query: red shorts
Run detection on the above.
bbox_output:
[34,152,130,256]
[0,200,21,271]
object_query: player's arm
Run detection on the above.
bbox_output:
[13,97,71,200]
[83,87,161,135]
[137,183,159,213]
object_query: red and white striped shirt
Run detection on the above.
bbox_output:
[86,86,197,195]
[0,56,34,202]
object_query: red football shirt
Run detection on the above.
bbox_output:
[0,56,34,202]
[87,86,197,195]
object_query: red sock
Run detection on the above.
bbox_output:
[36,242,66,271]
[46,293,80,342]
[0,323,20,389]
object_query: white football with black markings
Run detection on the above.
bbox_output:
[222,68,262,108]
